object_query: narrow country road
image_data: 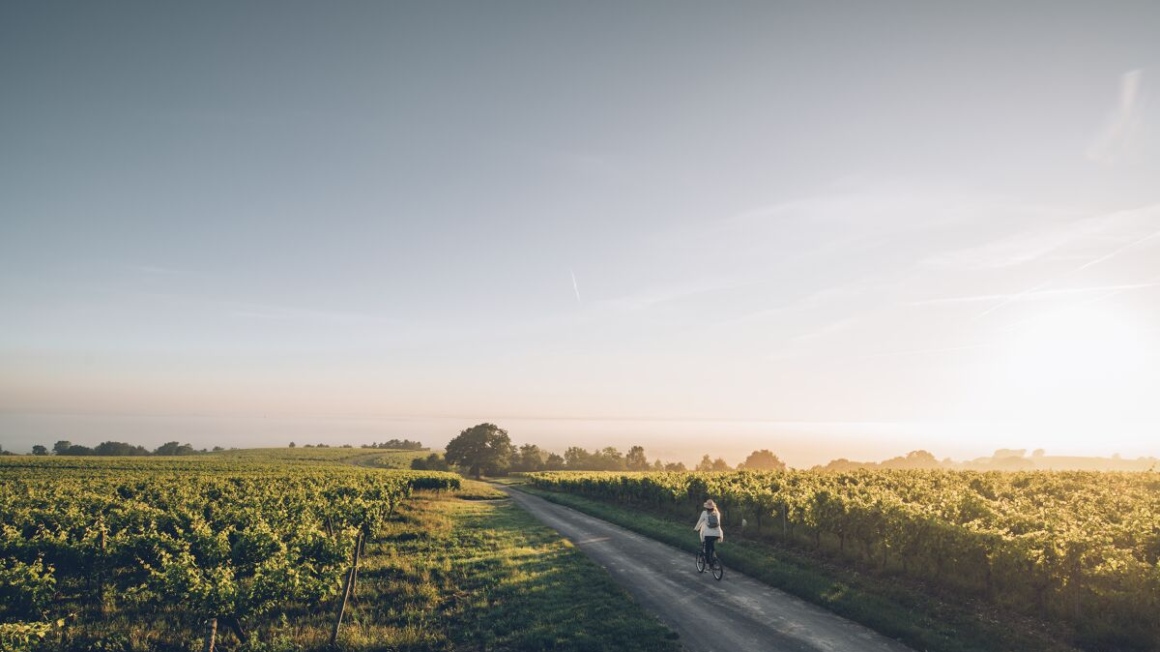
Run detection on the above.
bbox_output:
[502,487,917,652]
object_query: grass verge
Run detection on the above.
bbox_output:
[326,481,682,651]
[42,480,682,652]
[516,483,1078,652]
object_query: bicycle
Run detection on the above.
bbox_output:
[695,543,724,580]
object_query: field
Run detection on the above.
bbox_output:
[9,453,1157,652]
[523,469,1160,652]
[0,454,679,652]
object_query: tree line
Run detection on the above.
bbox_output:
[418,423,788,477]
[31,440,209,457]
[25,438,427,457]
[360,439,424,450]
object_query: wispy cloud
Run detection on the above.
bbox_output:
[597,277,744,313]
[788,316,861,344]
[225,301,395,325]
[922,209,1099,270]
[912,283,1160,306]
[1087,69,1146,165]
[859,342,995,360]
[921,202,1160,272]
[992,271,1160,335]
[973,218,1160,319]
[126,264,204,277]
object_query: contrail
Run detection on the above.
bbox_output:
[570,270,581,304]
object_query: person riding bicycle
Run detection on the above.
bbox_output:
[694,499,723,564]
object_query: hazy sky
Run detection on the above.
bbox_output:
[3,2,1159,465]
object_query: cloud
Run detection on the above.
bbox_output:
[126,264,204,277]
[972,222,1160,320]
[907,201,1160,320]
[911,283,1160,307]
[923,202,1160,271]
[1087,69,1145,165]
[859,343,995,360]
[598,278,741,313]
[787,316,861,344]
[225,301,395,325]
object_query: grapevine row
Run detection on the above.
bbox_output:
[0,457,459,650]
[526,469,1160,649]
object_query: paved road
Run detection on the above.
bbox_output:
[502,487,917,652]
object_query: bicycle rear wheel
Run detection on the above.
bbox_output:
[711,556,724,581]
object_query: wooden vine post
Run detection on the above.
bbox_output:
[202,617,217,652]
[330,531,364,646]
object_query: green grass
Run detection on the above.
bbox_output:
[35,481,680,652]
[275,482,680,652]
[517,483,1080,652]
[206,446,428,468]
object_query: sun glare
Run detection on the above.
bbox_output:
[990,303,1153,433]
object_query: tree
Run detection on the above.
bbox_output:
[544,452,566,470]
[411,453,450,471]
[31,445,48,456]
[595,447,626,471]
[512,444,546,472]
[738,449,787,471]
[564,446,592,469]
[697,454,730,471]
[95,441,150,456]
[626,445,649,471]
[57,442,94,456]
[444,423,514,478]
[154,441,195,456]
[881,450,941,470]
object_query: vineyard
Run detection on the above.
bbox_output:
[526,469,1160,652]
[0,455,459,651]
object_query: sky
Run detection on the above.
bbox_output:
[2,1,1159,467]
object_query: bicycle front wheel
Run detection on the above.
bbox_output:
[695,551,706,573]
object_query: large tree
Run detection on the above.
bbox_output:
[738,449,787,470]
[444,423,514,478]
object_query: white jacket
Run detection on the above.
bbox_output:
[694,509,723,540]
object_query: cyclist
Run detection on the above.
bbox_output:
[694,499,723,565]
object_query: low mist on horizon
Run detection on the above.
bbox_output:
[2,413,1156,471]
[3,3,1159,463]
